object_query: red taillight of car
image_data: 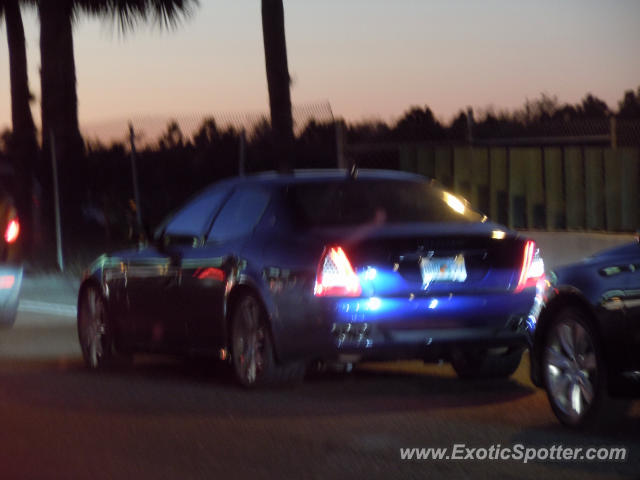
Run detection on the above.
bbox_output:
[314,246,362,297]
[515,240,545,293]
[0,275,15,289]
[4,218,19,244]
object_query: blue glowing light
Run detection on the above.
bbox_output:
[367,297,382,311]
[364,267,377,281]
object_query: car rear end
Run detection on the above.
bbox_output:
[274,173,544,364]
[0,195,23,327]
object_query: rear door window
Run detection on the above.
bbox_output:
[163,186,230,238]
[207,186,270,243]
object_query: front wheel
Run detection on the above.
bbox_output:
[77,286,130,370]
[541,308,611,428]
[230,294,305,388]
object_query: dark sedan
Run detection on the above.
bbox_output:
[0,186,22,328]
[530,241,640,427]
[78,169,544,387]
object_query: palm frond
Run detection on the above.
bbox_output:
[75,0,198,33]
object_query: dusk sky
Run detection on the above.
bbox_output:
[1,0,639,135]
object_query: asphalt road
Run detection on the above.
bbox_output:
[0,310,638,480]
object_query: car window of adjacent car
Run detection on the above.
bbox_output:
[164,186,231,238]
[207,186,271,243]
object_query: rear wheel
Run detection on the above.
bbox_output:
[452,347,523,379]
[230,294,305,388]
[78,286,130,370]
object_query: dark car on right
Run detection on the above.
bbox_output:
[530,240,640,427]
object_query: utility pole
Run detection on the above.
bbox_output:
[49,130,63,272]
[336,119,347,169]
[129,124,144,242]
[239,129,246,176]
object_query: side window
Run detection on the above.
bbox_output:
[207,187,270,243]
[164,187,229,238]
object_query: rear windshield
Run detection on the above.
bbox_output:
[287,179,484,227]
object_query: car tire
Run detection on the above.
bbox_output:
[230,294,305,388]
[540,307,629,428]
[452,347,523,379]
[78,286,131,370]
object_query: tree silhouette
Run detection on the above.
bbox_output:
[158,120,185,150]
[618,88,640,119]
[579,94,609,118]
[393,106,445,141]
[193,118,221,149]
[261,0,293,172]
[1,0,38,251]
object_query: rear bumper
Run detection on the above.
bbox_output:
[275,291,536,363]
[0,264,23,327]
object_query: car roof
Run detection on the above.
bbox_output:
[215,168,426,189]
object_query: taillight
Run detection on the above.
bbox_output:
[515,240,544,292]
[314,246,362,297]
[4,218,19,244]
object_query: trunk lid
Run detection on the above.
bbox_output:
[311,222,525,296]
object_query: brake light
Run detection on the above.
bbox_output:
[4,218,19,244]
[314,246,362,297]
[515,240,544,292]
[0,275,15,289]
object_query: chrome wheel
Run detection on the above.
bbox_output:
[232,296,266,386]
[79,288,107,369]
[543,316,598,424]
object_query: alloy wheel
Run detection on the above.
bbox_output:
[79,288,107,368]
[543,317,598,424]
[232,297,266,386]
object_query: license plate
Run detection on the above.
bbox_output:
[420,253,467,288]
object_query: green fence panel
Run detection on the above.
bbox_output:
[399,145,417,172]
[416,147,435,178]
[564,147,585,229]
[584,147,605,230]
[489,147,508,225]
[620,147,639,231]
[508,148,528,228]
[544,147,564,230]
[434,147,453,189]
[523,148,544,229]
[604,149,622,231]
[471,147,490,214]
[453,147,473,201]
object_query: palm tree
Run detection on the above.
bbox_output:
[1,0,38,250]
[36,0,197,241]
[38,0,82,182]
[261,0,293,172]
[37,0,198,186]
